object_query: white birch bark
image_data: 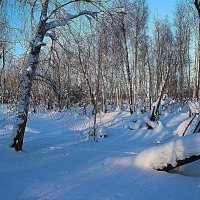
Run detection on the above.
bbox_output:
[10,0,49,151]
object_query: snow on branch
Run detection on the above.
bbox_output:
[47,0,97,20]
[45,31,56,40]
[31,41,47,52]
[45,11,97,30]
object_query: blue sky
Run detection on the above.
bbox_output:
[147,0,176,20]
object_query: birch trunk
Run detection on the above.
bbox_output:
[150,70,170,121]
[121,13,134,114]
[10,35,45,151]
[10,3,48,151]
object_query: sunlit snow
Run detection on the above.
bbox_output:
[0,106,200,200]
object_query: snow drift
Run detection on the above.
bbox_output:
[135,133,200,170]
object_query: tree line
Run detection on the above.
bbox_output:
[0,0,200,150]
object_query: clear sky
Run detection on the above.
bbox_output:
[147,0,176,21]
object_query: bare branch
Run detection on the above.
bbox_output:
[34,72,60,96]
[45,10,97,30]
[47,0,98,20]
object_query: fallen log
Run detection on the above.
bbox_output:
[156,155,200,172]
[135,133,200,172]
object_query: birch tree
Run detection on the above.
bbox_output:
[120,9,134,114]
[0,0,9,103]
[10,0,103,151]
[174,2,192,102]
[129,0,148,111]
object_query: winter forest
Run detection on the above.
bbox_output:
[1,0,200,199]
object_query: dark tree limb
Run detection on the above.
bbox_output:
[195,0,200,17]
[156,155,200,172]
[182,114,197,136]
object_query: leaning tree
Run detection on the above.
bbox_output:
[10,0,107,151]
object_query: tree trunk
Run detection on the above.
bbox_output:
[10,20,47,151]
[196,21,200,101]
[150,70,170,121]
[121,13,134,114]
[0,46,5,103]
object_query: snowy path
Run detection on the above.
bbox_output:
[0,110,200,200]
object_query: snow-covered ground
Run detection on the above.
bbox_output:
[0,106,200,200]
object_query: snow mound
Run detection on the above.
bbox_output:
[135,133,200,170]
[173,118,192,136]
[188,101,200,114]
[144,116,158,129]
[127,119,143,130]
